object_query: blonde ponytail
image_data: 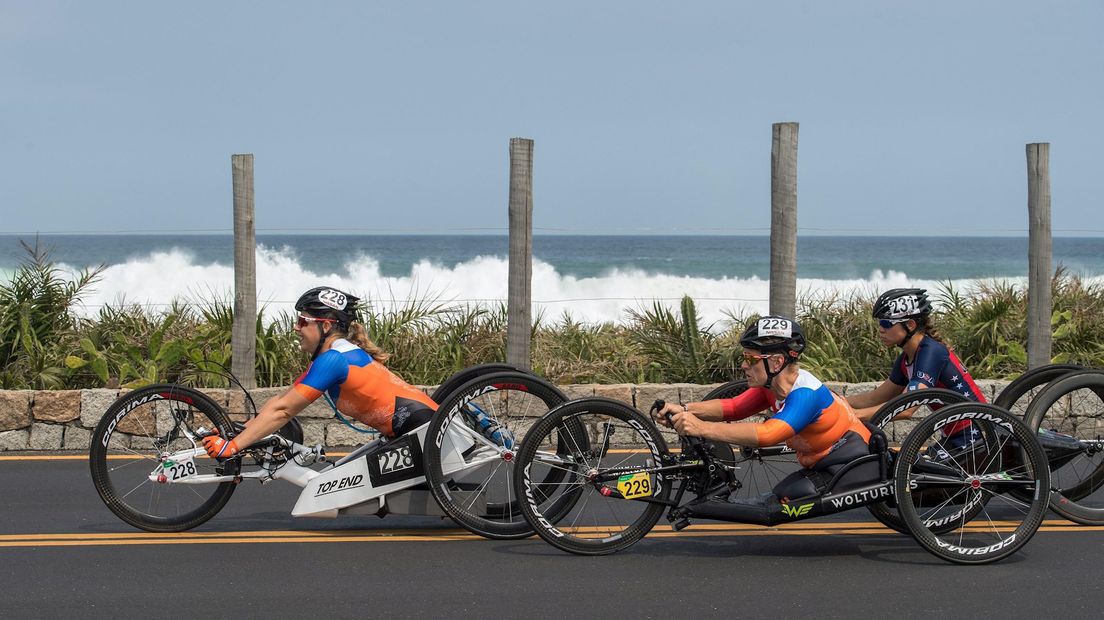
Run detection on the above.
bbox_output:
[343,321,391,364]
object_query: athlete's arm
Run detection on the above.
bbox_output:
[848,379,906,421]
[656,388,770,426]
[228,388,313,449]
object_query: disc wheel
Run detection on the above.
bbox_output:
[1021,369,1104,525]
[897,403,1050,564]
[423,371,571,539]
[89,384,237,532]
[514,398,671,556]
[865,389,984,534]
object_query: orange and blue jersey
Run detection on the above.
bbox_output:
[720,369,870,468]
[291,339,437,437]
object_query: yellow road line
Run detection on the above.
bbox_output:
[1,520,1098,548]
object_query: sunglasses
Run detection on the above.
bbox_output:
[296,314,338,329]
[741,352,776,364]
[878,318,911,329]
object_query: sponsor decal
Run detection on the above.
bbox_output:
[436,385,500,448]
[523,463,565,538]
[934,533,1016,555]
[932,411,1013,432]
[102,393,165,447]
[780,502,814,517]
[315,474,364,496]
[827,484,894,509]
[882,396,953,426]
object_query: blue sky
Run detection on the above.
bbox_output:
[2,1,1102,236]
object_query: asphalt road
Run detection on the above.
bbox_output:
[2,455,1102,618]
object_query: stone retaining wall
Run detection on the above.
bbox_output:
[0,380,1017,451]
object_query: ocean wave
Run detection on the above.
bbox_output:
[53,245,1098,326]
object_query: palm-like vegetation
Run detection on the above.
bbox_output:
[3,246,1103,389]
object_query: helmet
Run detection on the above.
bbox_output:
[739,315,805,356]
[872,288,931,321]
[295,287,361,328]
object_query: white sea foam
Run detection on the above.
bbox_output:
[55,245,1089,327]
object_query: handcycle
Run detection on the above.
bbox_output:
[512,396,1051,564]
[703,366,1104,531]
[89,364,573,539]
[866,364,1104,529]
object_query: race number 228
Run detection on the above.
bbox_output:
[378,446,414,474]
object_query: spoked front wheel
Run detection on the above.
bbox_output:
[896,403,1050,565]
[423,371,570,539]
[514,398,672,555]
[865,389,978,535]
[89,385,238,532]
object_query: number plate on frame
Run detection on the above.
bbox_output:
[156,455,198,482]
[616,472,652,499]
[367,433,424,486]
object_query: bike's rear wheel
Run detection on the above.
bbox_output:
[89,384,237,532]
[897,403,1050,564]
[423,371,571,539]
[514,398,671,556]
[1021,369,1104,525]
[993,363,1084,417]
[430,363,523,404]
[865,389,984,535]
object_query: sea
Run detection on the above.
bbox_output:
[3,234,1103,326]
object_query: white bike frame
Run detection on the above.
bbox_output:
[145,415,512,519]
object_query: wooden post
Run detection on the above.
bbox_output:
[770,122,799,318]
[1027,143,1052,369]
[232,154,257,389]
[506,138,534,370]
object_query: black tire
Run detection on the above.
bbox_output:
[89,384,237,532]
[865,389,972,534]
[514,398,671,555]
[423,371,570,539]
[702,380,803,501]
[1021,369,1104,525]
[993,363,1084,416]
[896,403,1050,564]
[430,363,523,403]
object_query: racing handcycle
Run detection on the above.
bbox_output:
[701,365,1104,531]
[89,364,576,539]
[513,396,1052,564]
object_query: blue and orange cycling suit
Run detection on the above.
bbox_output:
[721,369,870,469]
[291,339,437,438]
[888,335,985,436]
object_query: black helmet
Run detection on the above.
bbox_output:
[295,287,360,328]
[872,288,931,321]
[739,315,806,356]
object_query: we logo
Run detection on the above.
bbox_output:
[780,502,814,517]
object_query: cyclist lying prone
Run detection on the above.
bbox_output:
[655,315,875,513]
[202,286,438,459]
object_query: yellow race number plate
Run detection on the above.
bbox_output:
[617,472,653,499]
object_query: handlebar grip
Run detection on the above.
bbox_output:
[650,399,674,425]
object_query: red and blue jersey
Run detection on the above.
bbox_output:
[888,336,986,402]
[721,370,870,468]
[291,339,437,437]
